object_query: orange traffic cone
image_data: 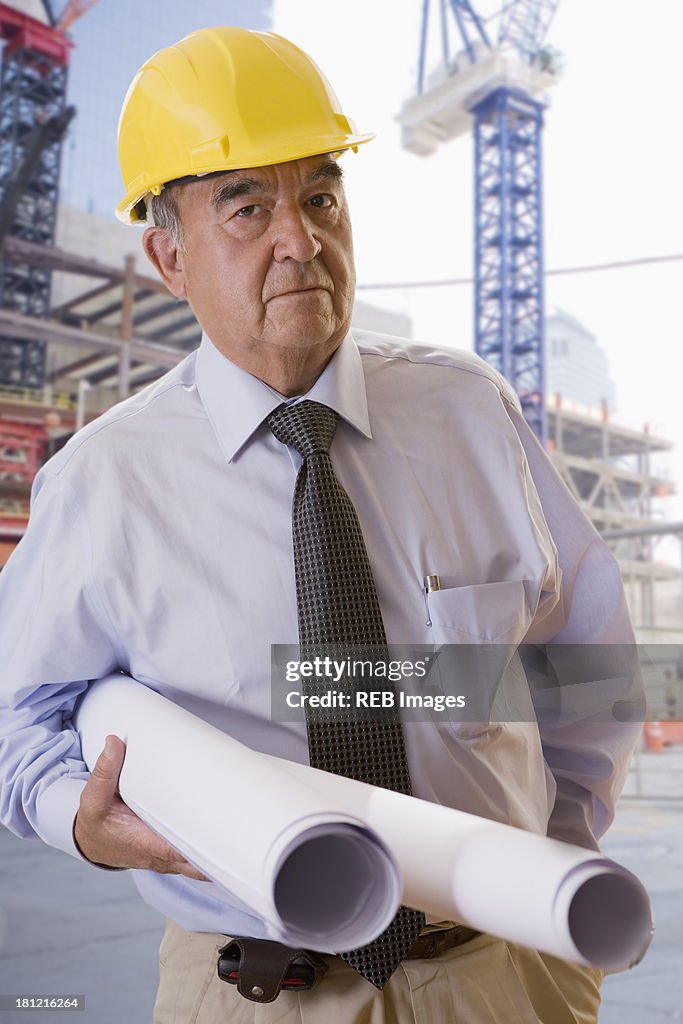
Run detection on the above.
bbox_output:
[644,722,664,753]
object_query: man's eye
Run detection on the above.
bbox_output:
[236,204,261,217]
[308,194,333,209]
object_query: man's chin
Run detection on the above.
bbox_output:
[264,319,347,353]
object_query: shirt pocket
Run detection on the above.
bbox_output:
[423,580,532,738]
[426,579,531,643]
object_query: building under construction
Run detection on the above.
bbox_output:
[546,392,679,643]
[1,221,679,645]
[0,0,680,648]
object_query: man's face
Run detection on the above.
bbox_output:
[144,155,356,392]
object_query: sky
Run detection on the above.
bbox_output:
[272,0,683,525]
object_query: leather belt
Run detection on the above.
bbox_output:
[218,925,482,1003]
[404,924,482,959]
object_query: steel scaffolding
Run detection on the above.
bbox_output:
[0,5,71,387]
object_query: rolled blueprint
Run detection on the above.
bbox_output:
[272,757,653,971]
[74,674,401,952]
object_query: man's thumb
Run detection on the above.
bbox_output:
[89,734,125,788]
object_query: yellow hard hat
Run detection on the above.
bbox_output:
[116,26,374,224]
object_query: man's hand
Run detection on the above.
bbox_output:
[74,734,208,881]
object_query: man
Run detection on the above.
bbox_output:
[0,25,641,1023]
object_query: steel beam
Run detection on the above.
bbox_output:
[0,307,182,368]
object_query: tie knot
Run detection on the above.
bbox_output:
[268,400,338,458]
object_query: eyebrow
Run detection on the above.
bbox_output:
[308,160,344,183]
[211,160,344,211]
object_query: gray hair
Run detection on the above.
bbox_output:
[145,155,344,248]
[146,187,185,249]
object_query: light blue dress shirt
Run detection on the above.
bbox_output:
[0,329,642,938]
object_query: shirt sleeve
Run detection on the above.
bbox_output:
[0,466,121,859]
[505,402,644,850]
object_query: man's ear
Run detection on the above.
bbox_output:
[142,227,187,299]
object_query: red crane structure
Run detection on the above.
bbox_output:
[0,0,99,561]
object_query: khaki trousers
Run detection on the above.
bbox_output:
[153,919,603,1024]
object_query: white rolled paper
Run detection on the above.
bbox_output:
[271,758,653,971]
[75,675,652,970]
[74,674,401,951]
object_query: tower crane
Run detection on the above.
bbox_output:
[0,0,100,388]
[398,0,562,443]
[54,0,99,34]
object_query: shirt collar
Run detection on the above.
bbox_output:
[195,330,372,463]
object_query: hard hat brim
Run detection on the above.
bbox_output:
[116,132,375,225]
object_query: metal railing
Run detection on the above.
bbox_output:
[0,384,76,411]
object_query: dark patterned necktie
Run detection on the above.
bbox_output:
[268,400,425,989]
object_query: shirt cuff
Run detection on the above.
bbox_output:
[33,774,88,859]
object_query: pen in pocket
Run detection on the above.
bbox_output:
[423,574,441,626]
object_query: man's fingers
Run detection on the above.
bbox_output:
[154,851,210,882]
[172,860,210,883]
[84,734,126,799]
[141,829,209,882]
[77,739,210,881]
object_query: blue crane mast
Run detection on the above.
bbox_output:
[398,0,562,443]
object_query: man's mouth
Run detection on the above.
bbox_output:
[270,285,327,299]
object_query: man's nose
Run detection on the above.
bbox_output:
[271,204,322,263]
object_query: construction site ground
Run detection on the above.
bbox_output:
[0,745,681,1023]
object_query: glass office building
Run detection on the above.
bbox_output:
[60,0,271,220]
[546,309,616,413]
